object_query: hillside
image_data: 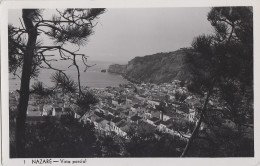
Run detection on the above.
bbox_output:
[124,48,194,84]
[107,48,195,84]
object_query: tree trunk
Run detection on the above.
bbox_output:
[180,110,204,157]
[180,79,215,157]
[15,9,37,157]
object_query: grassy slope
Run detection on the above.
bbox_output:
[125,48,194,84]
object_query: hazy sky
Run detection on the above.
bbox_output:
[9,8,213,63]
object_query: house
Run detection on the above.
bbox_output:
[27,109,41,117]
[189,108,196,122]
[112,117,123,124]
[110,117,124,135]
[119,110,130,119]
[94,117,105,129]
[160,111,176,121]
[151,109,160,119]
[136,95,146,102]
[102,106,115,116]
[119,122,133,138]
[52,107,63,117]
[112,100,118,105]
[85,113,104,129]
[94,111,105,118]
[158,119,173,132]
[128,108,137,117]
[144,110,152,119]
[110,117,124,130]
[129,115,142,124]
[116,121,128,137]
[154,120,162,127]
[42,104,53,116]
[27,103,38,112]
[37,103,44,112]
[63,107,72,114]
[137,108,146,118]
[176,103,189,115]
[89,114,102,122]
[73,112,81,119]
[69,104,83,119]
[146,117,161,126]
[98,107,106,114]
[108,107,120,117]
[185,96,201,108]
[104,114,115,122]
[147,100,160,106]
[131,97,143,105]
[99,119,110,134]
[79,111,94,124]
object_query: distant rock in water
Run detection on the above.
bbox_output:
[101,69,106,73]
[107,64,127,74]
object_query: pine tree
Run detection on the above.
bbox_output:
[181,7,253,157]
[9,8,105,157]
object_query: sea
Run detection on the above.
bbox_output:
[9,60,129,91]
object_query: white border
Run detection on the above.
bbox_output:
[1,0,260,166]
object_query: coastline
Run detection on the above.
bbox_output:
[9,61,129,92]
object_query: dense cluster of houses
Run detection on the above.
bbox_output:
[9,80,211,140]
[9,78,254,146]
[77,80,202,139]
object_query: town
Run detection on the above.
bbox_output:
[6,7,254,160]
[10,80,238,141]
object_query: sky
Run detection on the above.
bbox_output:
[9,8,213,63]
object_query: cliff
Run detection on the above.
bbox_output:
[108,48,195,84]
[107,64,127,74]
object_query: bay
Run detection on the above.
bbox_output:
[9,60,128,91]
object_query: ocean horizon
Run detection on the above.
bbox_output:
[9,60,129,91]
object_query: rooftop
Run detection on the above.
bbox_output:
[149,117,160,122]
[94,111,105,118]
[130,115,142,121]
[117,121,127,128]
[104,114,115,121]
[96,117,104,123]
[112,117,122,123]
[154,120,162,126]
[54,107,62,112]
[161,119,173,126]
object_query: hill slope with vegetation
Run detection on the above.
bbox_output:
[123,48,195,84]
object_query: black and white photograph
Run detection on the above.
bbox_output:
[1,0,259,165]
